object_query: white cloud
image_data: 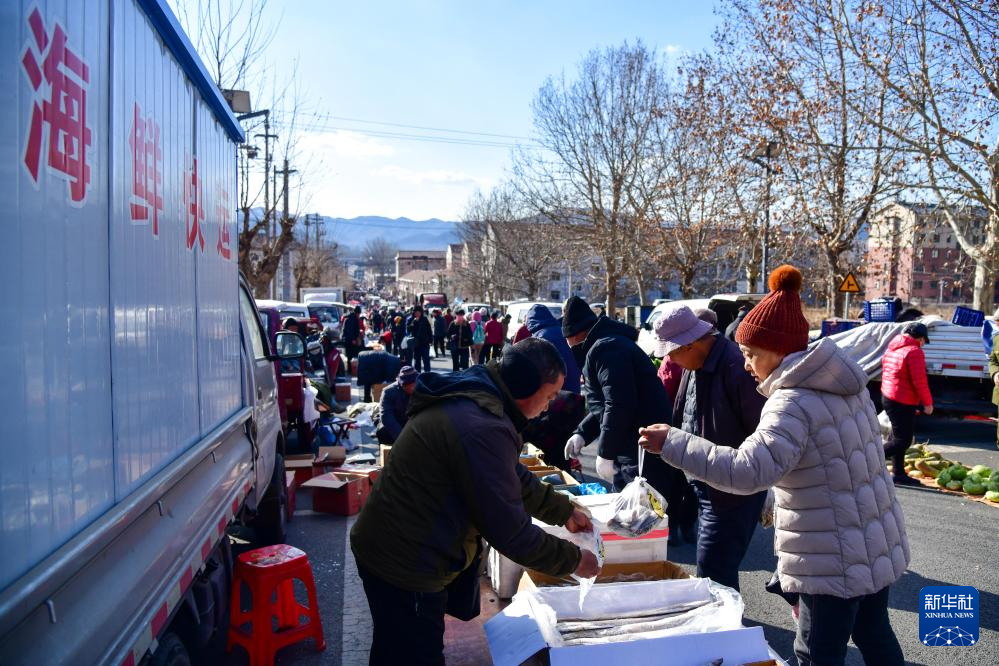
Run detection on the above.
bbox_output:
[374,165,493,188]
[306,130,396,158]
[663,44,684,57]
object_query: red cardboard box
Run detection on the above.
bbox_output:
[335,382,352,403]
[333,464,383,487]
[286,454,317,486]
[303,472,370,516]
[312,445,347,475]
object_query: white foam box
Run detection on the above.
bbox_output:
[485,579,776,666]
[600,522,668,564]
[487,545,524,600]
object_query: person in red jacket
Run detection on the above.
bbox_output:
[480,311,505,364]
[881,322,934,486]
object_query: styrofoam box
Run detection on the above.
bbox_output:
[488,545,524,600]
[601,525,668,564]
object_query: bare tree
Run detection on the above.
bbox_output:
[717,0,906,314]
[835,0,999,310]
[514,42,669,317]
[363,238,398,289]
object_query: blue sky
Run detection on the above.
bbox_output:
[188,1,722,220]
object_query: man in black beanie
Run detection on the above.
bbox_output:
[562,296,675,494]
[351,338,599,665]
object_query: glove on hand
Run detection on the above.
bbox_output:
[564,434,585,460]
[595,456,616,483]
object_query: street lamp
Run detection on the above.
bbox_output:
[745,140,782,291]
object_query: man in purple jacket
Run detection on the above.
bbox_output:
[653,305,768,592]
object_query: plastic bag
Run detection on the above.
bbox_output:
[302,384,321,424]
[535,520,605,611]
[517,577,744,648]
[605,447,667,537]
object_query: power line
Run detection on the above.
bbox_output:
[312,114,533,141]
[271,119,534,149]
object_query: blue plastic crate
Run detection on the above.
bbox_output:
[821,319,862,337]
[951,306,984,327]
[864,299,898,323]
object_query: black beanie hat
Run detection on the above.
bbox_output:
[562,296,598,337]
[498,344,541,399]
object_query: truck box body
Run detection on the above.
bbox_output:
[301,286,344,304]
[0,1,281,663]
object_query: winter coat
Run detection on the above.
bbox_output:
[725,308,749,341]
[447,320,473,350]
[512,325,532,344]
[657,337,910,598]
[989,334,999,405]
[484,319,504,345]
[433,314,448,338]
[670,334,768,510]
[374,382,410,443]
[342,313,362,345]
[406,314,433,348]
[525,304,580,394]
[657,357,683,403]
[574,316,672,460]
[356,350,402,387]
[350,364,581,592]
[880,334,933,408]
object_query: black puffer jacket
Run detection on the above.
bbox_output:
[574,316,671,460]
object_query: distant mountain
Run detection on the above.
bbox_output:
[318,216,460,251]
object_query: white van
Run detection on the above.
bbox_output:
[505,301,564,341]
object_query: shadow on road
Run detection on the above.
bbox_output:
[893,570,999,633]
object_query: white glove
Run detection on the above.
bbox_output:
[564,434,586,460]
[595,456,616,482]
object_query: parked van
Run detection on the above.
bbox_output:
[636,294,765,356]
[505,301,564,341]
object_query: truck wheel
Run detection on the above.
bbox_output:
[256,453,288,545]
[149,632,191,666]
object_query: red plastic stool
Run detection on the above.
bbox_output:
[227,544,326,665]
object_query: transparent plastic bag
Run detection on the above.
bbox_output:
[606,447,667,537]
[535,519,604,611]
[518,577,744,647]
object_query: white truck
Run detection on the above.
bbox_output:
[300,286,345,304]
[0,1,298,663]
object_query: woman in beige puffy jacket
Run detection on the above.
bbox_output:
[640,266,908,666]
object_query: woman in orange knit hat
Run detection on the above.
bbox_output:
[639,265,909,665]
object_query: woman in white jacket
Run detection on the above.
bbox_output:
[640,266,908,666]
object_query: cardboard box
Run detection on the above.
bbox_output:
[333,464,382,487]
[518,455,543,467]
[379,443,392,467]
[529,466,563,479]
[371,382,388,402]
[335,382,352,403]
[303,472,370,515]
[486,579,776,666]
[285,454,318,486]
[285,471,298,520]
[350,358,359,376]
[312,445,347,474]
[519,560,689,592]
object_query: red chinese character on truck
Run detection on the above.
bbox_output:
[215,185,232,260]
[20,8,92,204]
[184,156,205,252]
[129,103,164,236]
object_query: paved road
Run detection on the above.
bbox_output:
[224,356,997,665]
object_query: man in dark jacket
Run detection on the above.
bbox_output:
[342,306,364,373]
[372,309,384,334]
[446,309,473,371]
[525,303,580,394]
[351,339,599,664]
[653,304,768,591]
[406,306,434,372]
[561,296,674,492]
[375,365,417,444]
[432,309,448,358]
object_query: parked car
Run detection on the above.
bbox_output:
[505,301,564,341]
[307,301,343,339]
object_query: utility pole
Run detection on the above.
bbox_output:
[275,159,298,300]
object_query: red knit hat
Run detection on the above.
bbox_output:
[736,265,809,355]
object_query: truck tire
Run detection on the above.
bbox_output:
[256,453,288,545]
[149,632,191,666]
